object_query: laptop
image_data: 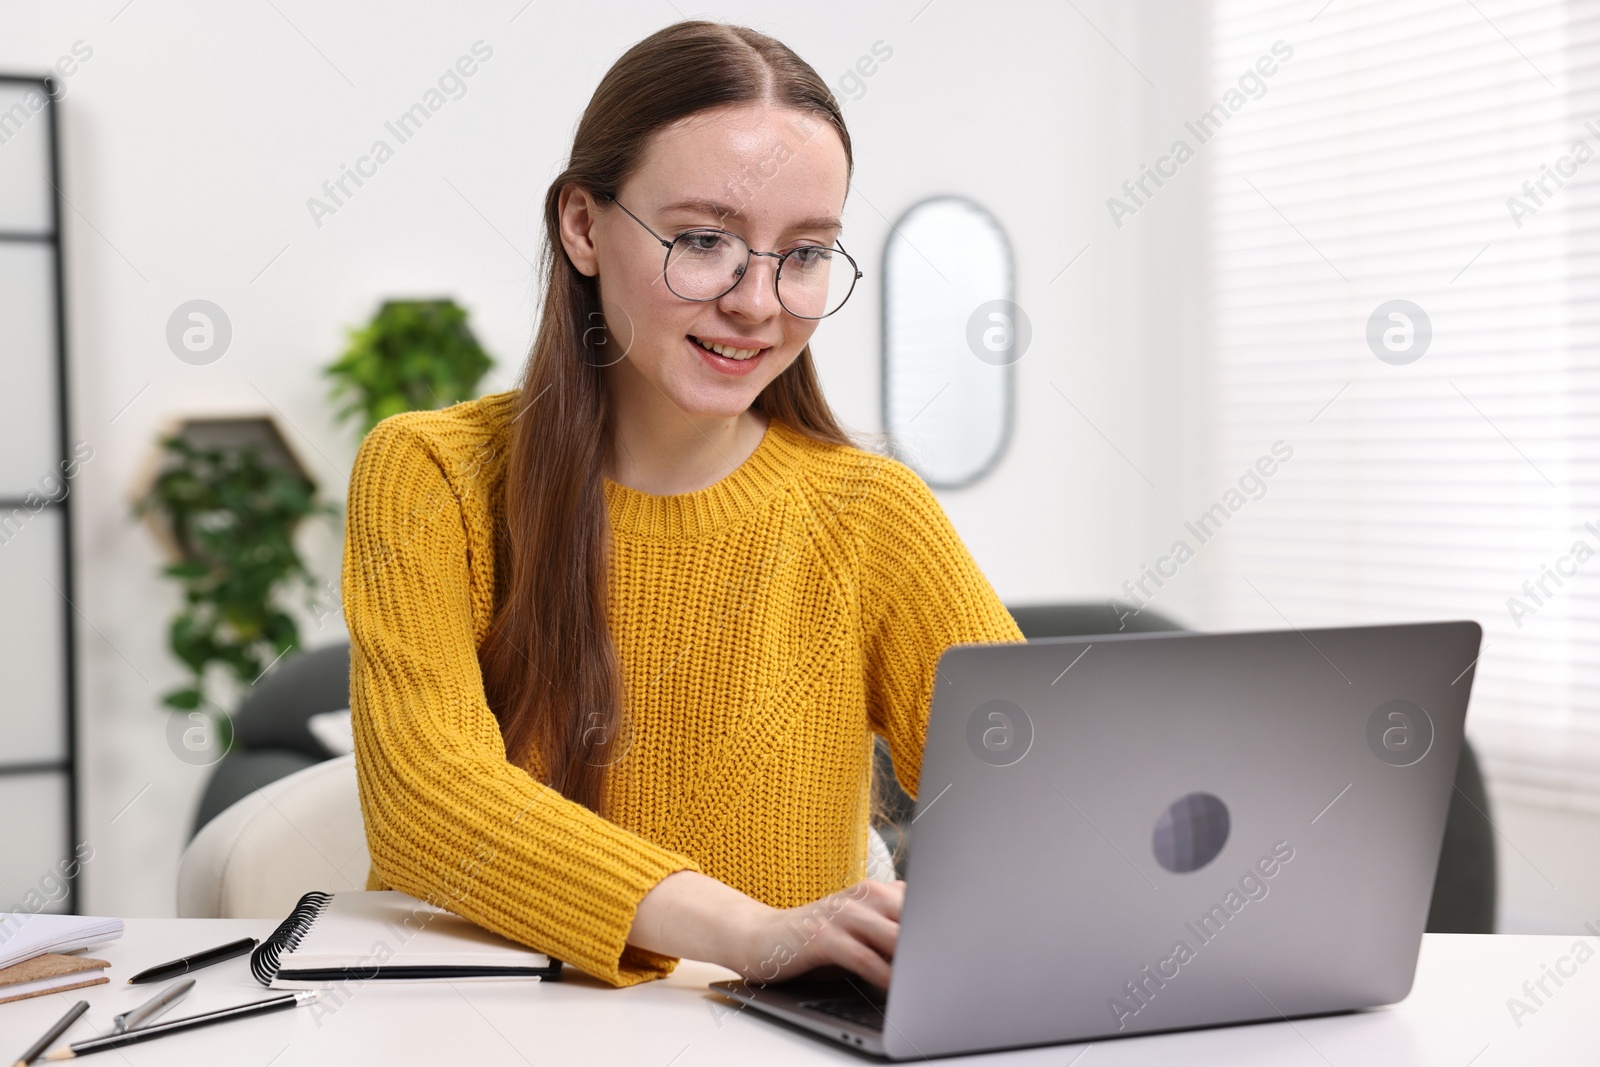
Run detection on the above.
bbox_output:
[710,620,1482,1059]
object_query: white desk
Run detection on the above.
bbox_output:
[1,922,1593,1064]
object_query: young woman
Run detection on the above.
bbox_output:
[343,19,1023,990]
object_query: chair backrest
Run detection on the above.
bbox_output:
[177,753,370,918]
[1007,600,1185,638]
[231,643,352,760]
[192,642,353,838]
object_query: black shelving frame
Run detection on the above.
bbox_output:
[0,72,80,913]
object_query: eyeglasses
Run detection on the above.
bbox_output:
[601,193,862,320]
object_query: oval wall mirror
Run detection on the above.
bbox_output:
[882,196,1015,488]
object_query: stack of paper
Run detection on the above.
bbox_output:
[0,912,123,971]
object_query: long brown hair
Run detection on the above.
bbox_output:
[479,20,855,816]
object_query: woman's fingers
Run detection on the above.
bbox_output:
[810,882,902,986]
[829,929,893,989]
[830,937,892,991]
[834,878,903,918]
[744,879,907,988]
[833,896,898,960]
[862,879,905,922]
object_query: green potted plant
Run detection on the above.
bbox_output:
[325,298,495,436]
[133,429,335,713]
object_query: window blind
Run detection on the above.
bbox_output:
[1202,0,1600,809]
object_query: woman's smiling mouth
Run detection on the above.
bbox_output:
[687,334,771,376]
[688,334,766,361]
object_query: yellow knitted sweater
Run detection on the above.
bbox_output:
[342,389,1024,987]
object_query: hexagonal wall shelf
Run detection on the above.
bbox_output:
[131,414,319,564]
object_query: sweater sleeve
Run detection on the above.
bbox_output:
[342,416,700,987]
[854,457,1025,801]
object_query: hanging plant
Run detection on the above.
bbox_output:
[325,298,494,437]
[133,432,335,711]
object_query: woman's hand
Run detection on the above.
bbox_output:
[735,878,904,990]
[626,871,905,990]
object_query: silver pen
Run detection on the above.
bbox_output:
[109,978,195,1034]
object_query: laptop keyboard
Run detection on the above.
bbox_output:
[799,996,887,1032]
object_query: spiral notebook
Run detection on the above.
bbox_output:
[250,890,563,988]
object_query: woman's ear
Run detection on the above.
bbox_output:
[557,184,603,278]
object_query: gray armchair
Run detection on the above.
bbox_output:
[870,601,1497,933]
[191,643,351,838]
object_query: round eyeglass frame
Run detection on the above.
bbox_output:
[600,192,862,320]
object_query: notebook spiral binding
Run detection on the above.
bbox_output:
[249,890,333,986]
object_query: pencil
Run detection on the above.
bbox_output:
[42,991,317,1059]
[14,1000,88,1067]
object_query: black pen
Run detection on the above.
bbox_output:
[43,991,318,1060]
[126,936,259,984]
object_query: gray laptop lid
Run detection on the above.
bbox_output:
[883,620,1480,1059]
